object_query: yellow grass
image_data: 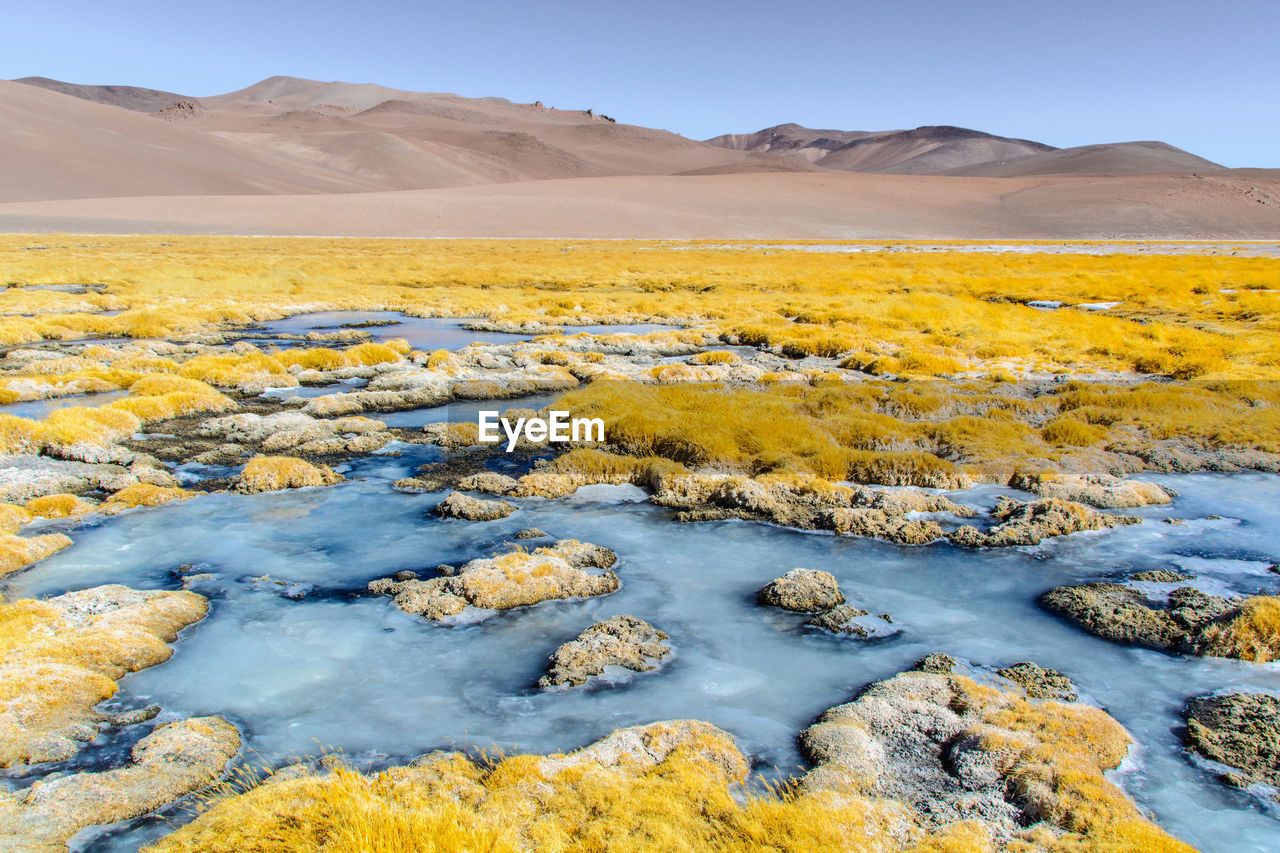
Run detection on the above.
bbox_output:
[236,456,343,493]
[1200,596,1280,663]
[0,589,209,767]
[0,237,1274,378]
[148,673,1190,853]
[24,493,95,519]
[101,484,191,512]
[551,380,1279,485]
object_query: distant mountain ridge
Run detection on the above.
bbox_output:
[2,74,1270,240]
[705,122,1223,177]
[8,75,1234,187]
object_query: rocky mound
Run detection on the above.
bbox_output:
[0,716,240,850]
[431,491,515,521]
[0,585,210,768]
[757,568,844,612]
[198,411,392,458]
[369,539,619,621]
[1184,692,1280,792]
[797,664,1187,849]
[1014,472,1173,509]
[538,615,672,688]
[950,497,1140,547]
[1041,583,1280,661]
[806,604,899,639]
[996,661,1078,701]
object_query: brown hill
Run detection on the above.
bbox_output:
[706,124,1054,174]
[2,75,1274,238]
[0,81,379,202]
[13,76,191,112]
[946,141,1225,177]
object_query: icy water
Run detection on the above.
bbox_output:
[0,390,129,420]
[245,311,682,350]
[5,460,1280,852]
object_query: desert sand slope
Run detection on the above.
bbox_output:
[185,77,758,187]
[706,124,1054,174]
[1,170,1276,239]
[0,81,383,202]
[947,141,1226,177]
[5,75,760,195]
[13,76,192,112]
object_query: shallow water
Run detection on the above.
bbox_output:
[6,467,1280,852]
[378,391,564,428]
[682,242,1280,258]
[246,311,682,351]
[0,390,129,420]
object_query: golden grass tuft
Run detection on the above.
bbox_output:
[236,456,343,493]
[0,587,209,767]
[101,484,191,512]
[0,532,73,578]
[1199,596,1280,663]
[24,493,95,519]
[0,503,34,535]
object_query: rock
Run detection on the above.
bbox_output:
[996,662,1078,701]
[911,653,956,674]
[1040,582,1244,657]
[538,615,672,688]
[823,508,944,545]
[0,716,240,849]
[1015,472,1172,509]
[757,568,844,612]
[1131,569,1193,582]
[0,585,210,768]
[431,491,515,521]
[0,454,132,503]
[1184,693,1280,792]
[369,539,619,621]
[537,720,746,782]
[951,497,1140,547]
[795,666,1182,847]
[456,472,519,495]
[514,528,548,539]
[806,604,899,640]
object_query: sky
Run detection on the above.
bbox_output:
[5,0,1277,166]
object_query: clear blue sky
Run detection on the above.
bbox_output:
[7,0,1277,166]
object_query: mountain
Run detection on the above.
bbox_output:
[12,76,192,112]
[943,141,1225,177]
[706,124,1055,174]
[1,75,1274,237]
[706,123,1226,177]
[5,75,791,198]
[0,80,378,202]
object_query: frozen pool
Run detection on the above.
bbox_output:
[243,311,684,351]
[0,390,129,420]
[4,468,1280,852]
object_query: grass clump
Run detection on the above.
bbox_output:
[1200,596,1280,663]
[0,532,72,578]
[25,493,95,519]
[235,457,343,493]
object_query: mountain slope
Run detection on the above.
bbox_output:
[945,141,1225,176]
[0,81,381,202]
[13,76,191,112]
[706,124,1054,174]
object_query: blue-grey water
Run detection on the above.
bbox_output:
[4,457,1279,851]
